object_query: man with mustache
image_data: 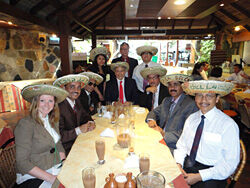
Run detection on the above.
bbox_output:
[174,81,240,187]
[53,74,96,155]
[146,74,198,153]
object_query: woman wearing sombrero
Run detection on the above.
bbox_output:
[14,85,68,187]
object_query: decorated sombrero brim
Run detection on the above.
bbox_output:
[182,80,234,97]
[79,72,103,85]
[89,47,109,61]
[53,74,89,88]
[136,46,158,56]
[140,66,167,79]
[160,74,192,86]
[21,84,69,103]
[110,62,129,72]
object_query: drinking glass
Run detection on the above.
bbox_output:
[136,171,165,188]
[95,140,105,164]
[139,153,150,173]
[116,118,131,148]
[82,167,96,188]
[97,103,102,117]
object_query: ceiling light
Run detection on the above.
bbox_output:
[52,34,57,37]
[220,3,224,7]
[130,4,134,8]
[167,17,171,19]
[158,17,161,20]
[234,26,240,31]
[174,0,186,5]
[207,34,212,37]
[8,21,13,25]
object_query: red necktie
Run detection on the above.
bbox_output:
[119,81,124,104]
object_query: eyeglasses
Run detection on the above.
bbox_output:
[195,93,216,100]
[88,82,97,87]
[167,82,181,87]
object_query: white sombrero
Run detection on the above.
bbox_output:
[160,74,192,86]
[80,72,103,85]
[140,66,167,79]
[182,80,234,97]
[110,62,129,72]
[22,84,68,103]
[53,74,89,88]
[136,46,158,56]
[89,47,109,61]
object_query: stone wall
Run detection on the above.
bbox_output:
[0,28,60,81]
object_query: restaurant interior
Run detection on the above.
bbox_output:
[0,0,249,187]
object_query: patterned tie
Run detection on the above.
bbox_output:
[169,101,176,115]
[189,115,205,165]
[119,80,124,104]
[143,64,149,90]
[151,93,155,110]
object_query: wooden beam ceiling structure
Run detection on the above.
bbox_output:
[0,0,249,40]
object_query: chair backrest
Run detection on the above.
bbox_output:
[239,103,250,128]
[228,139,247,188]
[0,144,16,188]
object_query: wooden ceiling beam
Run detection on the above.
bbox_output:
[244,25,250,32]
[121,0,124,30]
[230,2,250,18]
[79,0,107,20]
[188,19,193,29]
[29,0,48,15]
[207,16,214,29]
[75,0,95,13]
[172,19,176,30]
[224,18,250,30]
[0,1,58,32]
[219,9,240,22]
[212,14,226,26]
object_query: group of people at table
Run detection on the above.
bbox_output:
[13,42,242,188]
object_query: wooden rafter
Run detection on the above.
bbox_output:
[188,19,193,29]
[155,19,158,29]
[230,2,250,18]
[79,0,107,20]
[244,25,250,31]
[207,16,214,28]
[121,0,125,30]
[172,19,176,30]
[219,9,240,22]
[30,0,48,15]
[75,0,95,13]
[212,13,226,26]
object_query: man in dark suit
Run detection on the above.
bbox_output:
[79,72,103,115]
[111,42,138,78]
[105,62,138,104]
[139,66,170,111]
[53,74,96,155]
[146,74,198,153]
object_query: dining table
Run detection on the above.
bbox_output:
[56,107,185,188]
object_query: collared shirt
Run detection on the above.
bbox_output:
[174,107,240,181]
[117,78,127,103]
[66,98,81,135]
[132,61,161,92]
[227,70,248,83]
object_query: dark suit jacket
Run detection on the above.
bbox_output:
[79,88,99,115]
[105,77,138,104]
[111,57,138,78]
[15,116,65,174]
[59,99,93,155]
[139,83,170,111]
[146,93,198,153]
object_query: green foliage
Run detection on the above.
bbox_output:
[196,40,215,63]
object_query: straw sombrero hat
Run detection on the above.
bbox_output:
[140,66,167,79]
[110,62,129,72]
[80,72,103,85]
[21,84,68,103]
[53,74,89,88]
[160,74,192,86]
[136,46,158,56]
[182,80,234,97]
[89,47,109,61]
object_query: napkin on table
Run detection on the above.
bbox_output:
[102,111,112,119]
[123,154,139,169]
[100,128,115,138]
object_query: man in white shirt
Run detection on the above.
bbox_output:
[105,62,138,104]
[132,45,161,93]
[146,74,198,153]
[227,64,248,83]
[139,66,169,111]
[53,74,96,155]
[175,80,240,187]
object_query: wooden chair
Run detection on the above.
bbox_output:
[227,139,247,188]
[0,144,16,188]
[238,100,250,129]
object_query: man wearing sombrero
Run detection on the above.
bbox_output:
[53,74,96,155]
[132,45,161,93]
[105,62,138,104]
[146,74,198,153]
[139,66,170,110]
[174,80,240,187]
[79,72,103,115]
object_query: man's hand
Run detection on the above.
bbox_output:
[185,173,202,185]
[146,86,157,93]
[87,121,96,131]
[153,126,165,137]
[177,163,187,178]
[147,120,157,128]
[79,123,89,133]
